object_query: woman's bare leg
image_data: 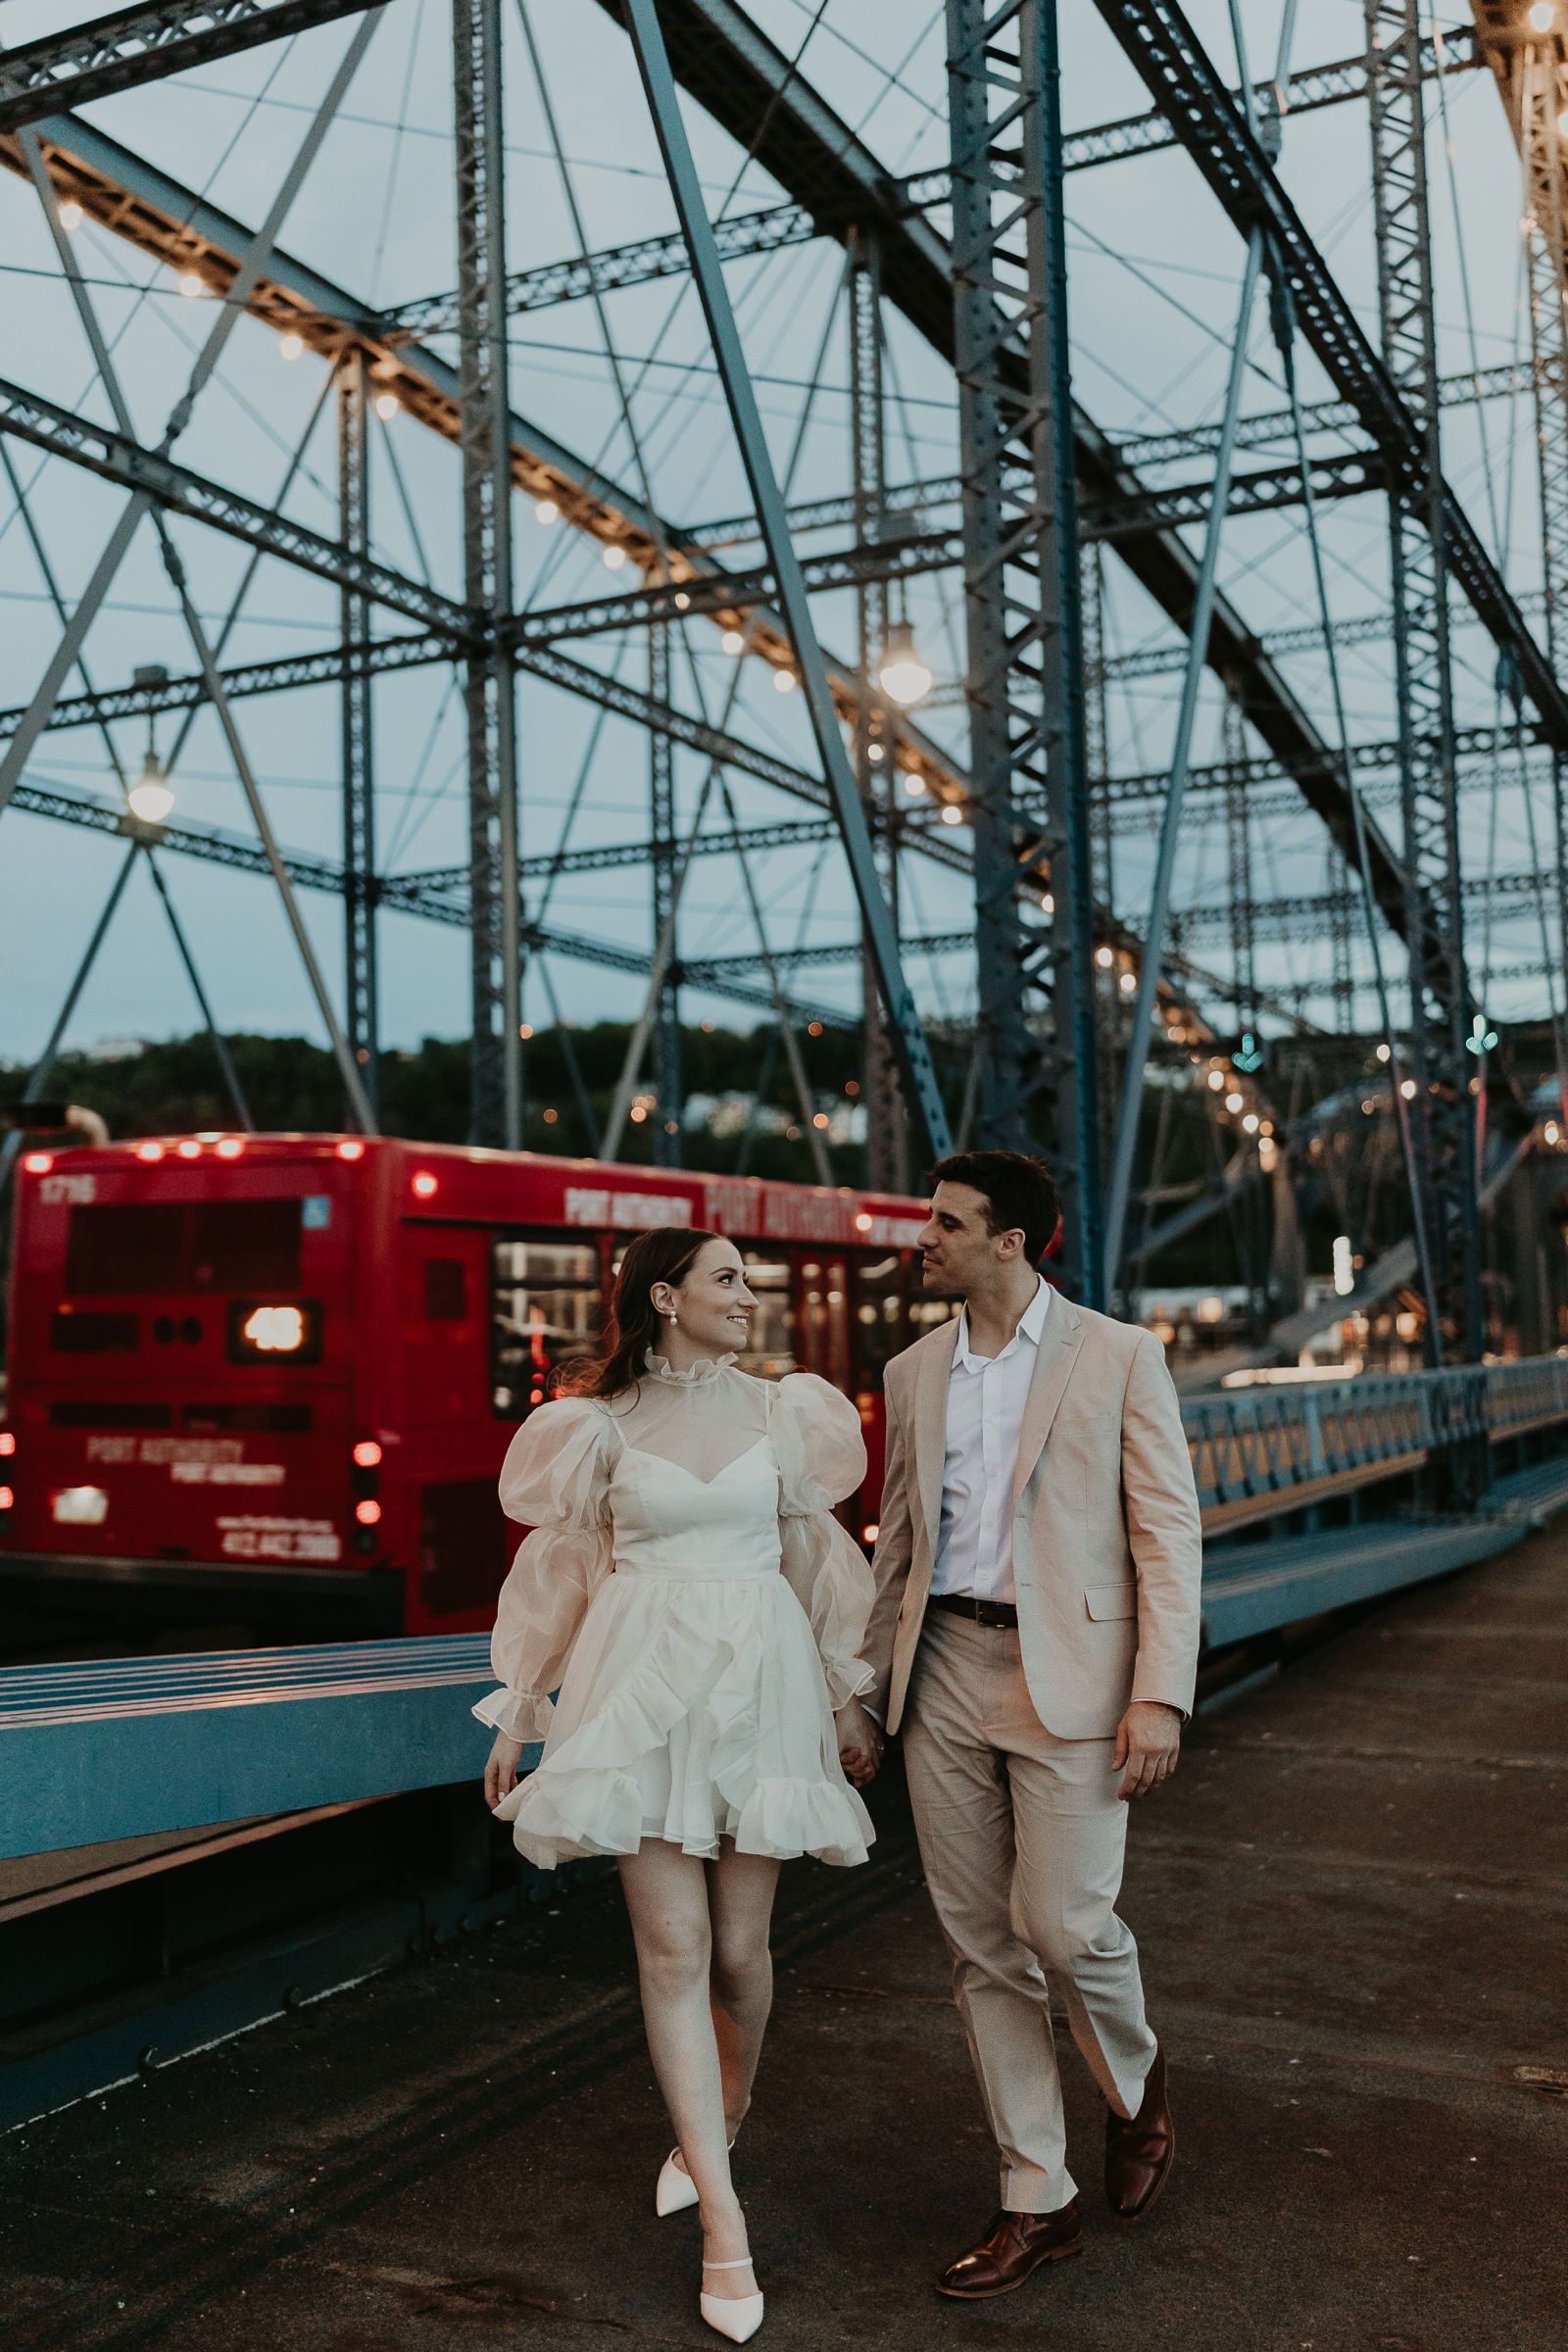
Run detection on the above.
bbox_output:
[617,1838,761,2301]
[708,1842,781,2141]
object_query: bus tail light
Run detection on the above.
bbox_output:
[0,1432,15,1456]
[23,1152,52,1175]
[52,1486,109,1526]
[216,1138,244,1159]
[135,1142,164,1162]
[355,1498,381,1526]
[337,1139,366,1161]
[0,1487,13,1514]
[412,1170,438,1199]
[352,1441,381,1468]
[862,1522,880,1545]
[351,1440,380,1499]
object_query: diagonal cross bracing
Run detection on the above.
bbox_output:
[584,0,1416,957]
[0,110,967,806]
[1091,0,1568,759]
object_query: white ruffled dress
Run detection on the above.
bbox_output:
[473,1354,877,1871]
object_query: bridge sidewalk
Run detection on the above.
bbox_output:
[1,1532,1564,2351]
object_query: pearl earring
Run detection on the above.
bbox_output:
[668,1311,678,1325]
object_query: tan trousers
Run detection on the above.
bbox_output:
[902,1610,1157,2213]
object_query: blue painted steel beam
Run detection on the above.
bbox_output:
[0,1638,519,1861]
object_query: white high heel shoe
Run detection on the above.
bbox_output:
[656,2138,735,2217]
[700,2258,763,2343]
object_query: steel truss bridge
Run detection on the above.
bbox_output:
[3,0,1568,1374]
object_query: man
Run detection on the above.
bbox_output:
[848,1150,1201,2298]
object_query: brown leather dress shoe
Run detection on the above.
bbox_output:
[1104,2039,1174,2221]
[934,2202,1084,2298]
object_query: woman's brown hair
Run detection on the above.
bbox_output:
[577,1227,720,1399]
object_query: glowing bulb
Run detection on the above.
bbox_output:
[127,755,174,824]
[940,803,963,825]
[903,772,926,795]
[374,391,399,419]
[179,271,203,299]
[867,742,885,761]
[877,619,933,707]
[1208,1069,1225,1091]
[1119,970,1137,994]
[1376,1042,1391,1061]
[1531,3,1556,31]
[1225,1091,1244,1112]
[721,629,745,655]
[1400,1078,1417,1100]
[1243,1112,1259,1133]
[603,543,627,569]
[58,201,83,230]
[1558,106,1568,138]
[855,1213,873,1232]
[1547,1121,1561,1144]
[1096,946,1115,968]
[279,331,304,362]
[774,668,796,693]
[535,499,559,523]
[1332,1235,1354,1297]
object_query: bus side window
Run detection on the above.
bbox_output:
[424,1259,466,1320]
[797,1255,848,1390]
[491,1233,602,1419]
[737,1253,794,1378]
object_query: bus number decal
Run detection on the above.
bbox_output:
[218,1514,340,1562]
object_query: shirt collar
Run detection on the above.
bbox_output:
[953,1274,1050,1373]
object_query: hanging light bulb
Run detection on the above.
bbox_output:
[128,752,174,824]
[878,618,932,707]
[1530,3,1556,31]
[128,708,174,823]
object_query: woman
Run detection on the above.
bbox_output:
[476,1228,884,2343]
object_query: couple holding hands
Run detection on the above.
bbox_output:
[478,1150,1202,2341]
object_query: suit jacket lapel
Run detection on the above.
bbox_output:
[914,1321,958,1558]
[1012,1294,1085,1507]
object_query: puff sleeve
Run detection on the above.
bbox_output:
[471,1396,616,1744]
[771,1373,876,1709]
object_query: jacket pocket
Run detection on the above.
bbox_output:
[1083,1583,1138,1621]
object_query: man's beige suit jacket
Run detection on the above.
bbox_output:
[860,1295,1203,1740]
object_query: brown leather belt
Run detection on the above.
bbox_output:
[930,1592,1018,1630]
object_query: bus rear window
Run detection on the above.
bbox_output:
[66,1200,303,1295]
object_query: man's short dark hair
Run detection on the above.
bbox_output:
[927,1151,1061,1264]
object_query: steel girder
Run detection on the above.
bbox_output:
[336,351,378,1113]
[598,0,1415,961]
[376,33,1480,333]
[1365,0,1480,1365]
[1091,0,1568,758]
[0,372,472,634]
[0,0,387,137]
[1511,37,1568,1079]
[454,0,520,1149]
[946,0,1102,1292]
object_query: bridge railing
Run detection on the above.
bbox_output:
[1183,1356,1561,1520]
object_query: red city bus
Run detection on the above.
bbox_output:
[0,1134,946,1636]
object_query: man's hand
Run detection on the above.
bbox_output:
[835,1696,884,1788]
[484,1731,524,1809]
[1113,1700,1182,1800]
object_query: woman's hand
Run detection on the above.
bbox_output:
[484,1731,525,1809]
[835,1696,883,1788]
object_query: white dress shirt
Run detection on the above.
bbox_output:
[930,1275,1051,1606]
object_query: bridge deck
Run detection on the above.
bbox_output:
[2,1523,1563,2350]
